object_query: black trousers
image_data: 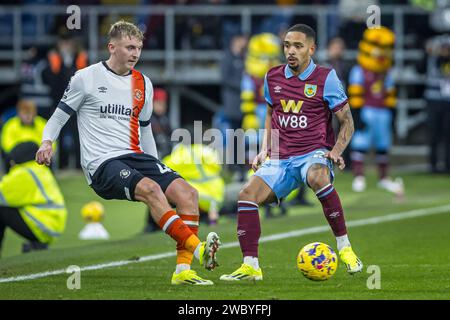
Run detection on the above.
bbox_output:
[0,206,39,254]
[427,99,450,173]
[1,150,11,173]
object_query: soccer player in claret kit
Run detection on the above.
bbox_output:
[221,24,363,281]
[35,21,221,285]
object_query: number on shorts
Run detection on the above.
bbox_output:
[157,163,172,174]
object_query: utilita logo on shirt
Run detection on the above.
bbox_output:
[100,104,132,115]
[99,104,138,120]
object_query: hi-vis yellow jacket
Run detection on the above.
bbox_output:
[0,161,67,243]
[1,116,47,153]
[163,144,225,213]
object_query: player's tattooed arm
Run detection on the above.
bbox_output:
[333,103,354,156]
[325,103,353,170]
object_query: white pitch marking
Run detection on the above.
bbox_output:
[1,204,449,284]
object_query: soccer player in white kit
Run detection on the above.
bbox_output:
[36,21,220,285]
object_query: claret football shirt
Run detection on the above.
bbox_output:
[264,59,348,159]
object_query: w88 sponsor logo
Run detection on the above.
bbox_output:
[278,115,308,129]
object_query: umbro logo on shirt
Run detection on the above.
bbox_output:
[98,86,108,93]
[274,85,282,93]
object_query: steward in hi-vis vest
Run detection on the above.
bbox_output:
[0,142,67,255]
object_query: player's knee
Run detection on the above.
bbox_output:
[139,179,164,201]
[238,186,257,203]
[308,167,331,191]
[175,185,199,209]
[184,186,199,206]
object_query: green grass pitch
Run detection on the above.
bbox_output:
[0,170,449,300]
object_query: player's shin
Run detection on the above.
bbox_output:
[175,214,199,273]
[158,210,200,253]
[316,185,363,273]
[237,200,261,268]
[315,184,350,250]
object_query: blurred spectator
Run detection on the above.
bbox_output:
[214,33,247,180]
[20,46,51,118]
[42,32,88,111]
[42,31,88,169]
[324,37,352,89]
[0,142,67,256]
[1,99,48,173]
[424,35,450,174]
[151,88,173,159]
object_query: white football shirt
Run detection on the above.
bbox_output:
[58,62,154,184]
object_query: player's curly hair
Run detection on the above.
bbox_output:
[108,20,144,42]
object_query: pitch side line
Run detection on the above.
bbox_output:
[1,204,449,284]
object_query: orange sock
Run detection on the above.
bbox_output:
[158,210,196,248]
[176,214,200,264]
[184,234,201,253]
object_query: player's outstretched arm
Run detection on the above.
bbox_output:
[326,103,354,170]
[36,140,54,166]
[36,107,72,166]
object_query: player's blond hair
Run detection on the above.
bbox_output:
[108,20,144,42]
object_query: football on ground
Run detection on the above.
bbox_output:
[297,242,338,281]
[81,201,105,223]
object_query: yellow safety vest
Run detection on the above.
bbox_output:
[163,144,225,212]
[1,116,47,153]
[0,161,67,243]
